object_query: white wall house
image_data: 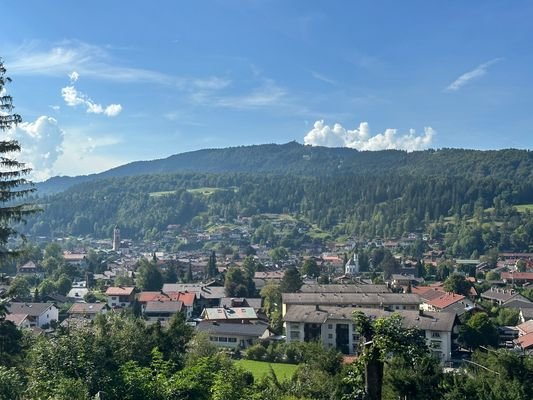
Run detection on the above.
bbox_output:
[7,302,59,328]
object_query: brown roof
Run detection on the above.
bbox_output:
[502,272,533,281]
[516,331,533,349]
[5,313,29,327]
[426,293,465,309]
[105,286,135,296]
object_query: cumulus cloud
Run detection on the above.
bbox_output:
[6,116,65,181]
[61,74,122,117]
[304,120,435,152]
[445,58,502,92]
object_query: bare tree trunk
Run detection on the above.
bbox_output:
[365,348,384,400]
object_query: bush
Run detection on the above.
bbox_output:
[245,343,267,361]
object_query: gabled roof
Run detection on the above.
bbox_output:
[283,305,457,332]
[299,283,390,294]
[196,320,269,337]
[502,272,533,281]
[144,300,183,314]
[138,291,196,307]
[411,287,445,301]
[7,302,56,317]
[219,297,262,310]
[515,331,533,349]
[425,293,465,309]
[105,286,135,296]
[481,288,520,302]
[68,302,109,315]
[162,283,225,300]
[282,292,421,306]
[517,320,533,335]
[5,313,29,327]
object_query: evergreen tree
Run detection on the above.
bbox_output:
[206,250,217,278]
[279,267,303,293]
[0,59,36,258]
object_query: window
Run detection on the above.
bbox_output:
[328,333,333,339]
[328,324,333,329]
[219,337,228,342]
[431,332,441,338]
[290,331,300,339]
[228,338,237,343]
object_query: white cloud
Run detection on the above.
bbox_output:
[104,104,122,117]
[53,131,126,177]
[6,116,65,181]
[61,84,122,117]
[69,71,79,82]
[445,58,502,92]
[304,120,435,151]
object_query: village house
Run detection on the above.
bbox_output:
[480,287,530,306]
[137,291,196,319]
[501,272,533,285]
[16,261,44,279]
[195,320,271,349]
[7,302,59,328]
[283,306,458,362]
[105,286,136,308]
[200,306,258,323]
[144,301,183,323]
[67,302,110,320]
[419,292,475,316]
[162,282,225,311]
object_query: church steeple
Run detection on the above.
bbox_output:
[112,225,121,251]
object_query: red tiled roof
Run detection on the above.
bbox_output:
[137,291,195,307]
[426,293,465,309]
[516,331,533,349]
[105,286,135,296]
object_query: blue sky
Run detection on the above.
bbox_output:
[2,1,532,180]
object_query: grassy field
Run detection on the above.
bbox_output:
[515,204,533,213]
[235,360,297,382]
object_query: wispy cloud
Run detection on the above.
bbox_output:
[7,41,178,86]
[310,70,336,85]
[190,78,288,110]
[445,58,503,92]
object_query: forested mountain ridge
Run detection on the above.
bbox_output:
[37,142,533,195]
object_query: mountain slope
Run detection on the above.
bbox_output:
[37,142,533,195]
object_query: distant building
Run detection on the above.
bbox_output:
[105,286,135,308]
[283,306,458,361]
[7,302,59,328]
[112,225,121,251]
[345,253,360,275]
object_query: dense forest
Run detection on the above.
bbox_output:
[37,143,533,194]
[24,148,533,256]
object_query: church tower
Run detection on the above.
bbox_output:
[112,225,120,251]
[345,252,360,275]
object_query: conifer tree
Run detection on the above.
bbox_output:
[0,59,36,258]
